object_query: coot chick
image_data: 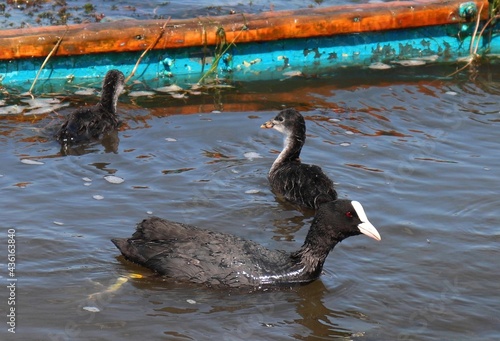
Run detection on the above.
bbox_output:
[56,69,125,144]
[112,199,381,289]
[261,108,337,209]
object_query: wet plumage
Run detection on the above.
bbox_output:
[112,200,381,289]
[261,108,337,209]
[56,69,125,145]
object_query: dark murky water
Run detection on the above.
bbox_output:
[1,63,500,340]
[1,0,399,28]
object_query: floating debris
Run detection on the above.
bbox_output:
[0,105,23,116]
[165,137,177,142]
[245,189,260,194]
[104,175,124,184]
[82,306,101,313]
[155,84,183,92]
[21,97,61,108]
[93,195,104,200]
[369,62,391,70]
[74,88,97,96]
[202,84,234,89]
[445,91,458,96]
[170,93,186,99]
[24,103,69,116]
[391,60,426,66]
[21,159,44,165]
[417,55,439,62]
[457,56,472,63]
[146,211,153,215]
[340,142,351,147]
[186,299,196,304]
[243,58,262,67]
[282,70,303,78]
[14,182,31,188]
[53,221,64,226]
[88,274,141,300]
[13,97,70,116]
[82,177,92,182]
[244,151,262,160]
[128,91,156,97]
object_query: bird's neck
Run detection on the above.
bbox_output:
[291,223,340,278]
[270,132,304,174]
[293,243,335,277]
[99,84,122,114]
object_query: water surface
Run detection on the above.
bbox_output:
[1,64,500,340]
[2,0,401,28]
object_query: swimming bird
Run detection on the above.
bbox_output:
[112,199,381,289]
[261,108,337,209]
[56,69,125,145]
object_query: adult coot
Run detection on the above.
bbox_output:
[56,69,125,145]
[261,108,337,209]
[112,199,381,289]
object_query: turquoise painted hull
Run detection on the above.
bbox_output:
[1,22,498,94]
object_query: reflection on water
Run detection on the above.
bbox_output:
[59,130,121,156]
[1,65,500,340]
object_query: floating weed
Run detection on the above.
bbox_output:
[449,2,500,77]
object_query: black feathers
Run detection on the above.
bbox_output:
[56,69,125,145]
[112,200,380,289]
[261,108,337,209]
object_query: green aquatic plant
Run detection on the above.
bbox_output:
[451,1,500,77]
[197,22,247,85]
[82,3,94,14]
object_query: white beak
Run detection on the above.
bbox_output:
[352,201,381,241]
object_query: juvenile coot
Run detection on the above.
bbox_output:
[261,108,337,209]
[56,69,125,144]
[112,199,381,289]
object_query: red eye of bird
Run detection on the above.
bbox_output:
[346,211,353,218]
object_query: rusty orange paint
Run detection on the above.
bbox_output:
[0,0,489,60]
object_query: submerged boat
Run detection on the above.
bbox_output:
[0,0,497,93]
